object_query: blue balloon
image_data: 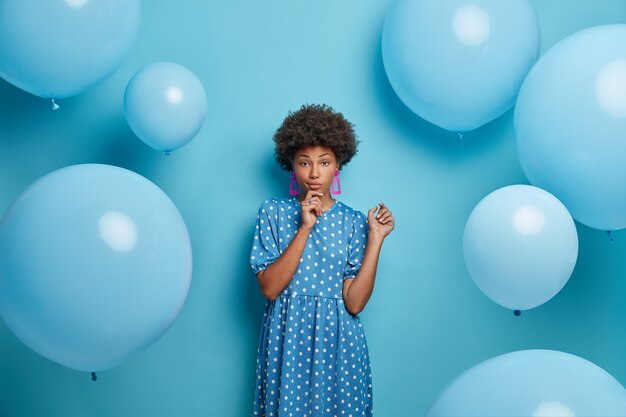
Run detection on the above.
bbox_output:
[427,350,626,417]
[515,25,626,231]
[0,164,192,372]
[382,0,540,132]
[0,0,140,99]
[124,62,208,153]
[463,185,578,311]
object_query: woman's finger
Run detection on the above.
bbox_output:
[378,213,391,223]
[301,199,317,214]
[302,193,321,206]
[304,191,324,201]
[306,196,322,206]
[376,208,388,219]
[307,198,321,216]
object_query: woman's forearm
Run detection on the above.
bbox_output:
[257,226,311,300]
[344,234,384,315]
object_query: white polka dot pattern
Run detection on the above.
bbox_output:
[250,197,372,416]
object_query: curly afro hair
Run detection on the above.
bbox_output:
[273,104,359,172]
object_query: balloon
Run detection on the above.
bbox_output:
[382,0,540,132]
[0,164,192,372]
[0,0,140,99]
[427,350,626,417]
[515,25,626,231]
[463,185,578,311]
[124,62,208,153]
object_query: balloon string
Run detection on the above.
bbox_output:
[606,230,616,242]
[457,132,464,140]
[51,99,60,110]
[91,372,97,382]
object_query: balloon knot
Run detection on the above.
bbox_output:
[91,372,97,382]
[514,310,521,316]
[457,132,464,140]
[51,99,60,111]
[606,230,616,242]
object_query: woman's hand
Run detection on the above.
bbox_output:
[367,202,395,239]
[300,191,324,230]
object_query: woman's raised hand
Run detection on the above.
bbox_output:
[367,202,395,239]
[300,191,324,230]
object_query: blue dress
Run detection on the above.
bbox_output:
[250,196,373,417]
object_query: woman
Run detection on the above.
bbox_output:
[250,104,395,416]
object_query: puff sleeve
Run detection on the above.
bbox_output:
[250,201,281,274]
[343,210,368,280]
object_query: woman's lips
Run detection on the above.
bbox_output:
[308,183,322,190]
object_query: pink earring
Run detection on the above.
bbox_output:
[289,171,300,195]
[331,169,341,195]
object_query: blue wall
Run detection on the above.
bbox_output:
[1,1,626,416]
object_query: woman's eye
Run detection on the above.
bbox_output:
[322,161,329,166]
[300,162,308,166]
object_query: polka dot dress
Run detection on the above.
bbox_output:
[250,197,373,417]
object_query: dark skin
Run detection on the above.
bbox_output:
[256,146,395,315]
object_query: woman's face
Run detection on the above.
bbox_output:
[293,146,339,196]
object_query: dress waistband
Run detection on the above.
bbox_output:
[278,291,343,301]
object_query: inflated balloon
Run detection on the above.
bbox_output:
[124,62,208,153]
[427,350,626,417]
[382,0,540,132]
[515,25,626,231]
[0,0,140,99]
[0,164,192,372]
[463,185,578,311]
